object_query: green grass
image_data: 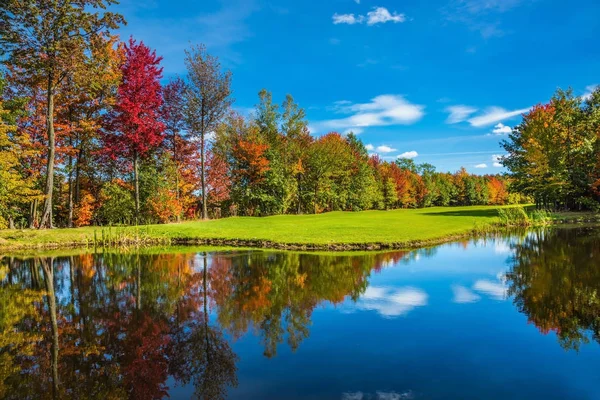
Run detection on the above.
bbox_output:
[0,205,514,251]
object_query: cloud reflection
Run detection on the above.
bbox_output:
[452,285,481,303]
[354,286,428,318]
[473,278,508,300]
[342,391,415,400]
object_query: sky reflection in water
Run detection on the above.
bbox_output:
[1,227,599,399]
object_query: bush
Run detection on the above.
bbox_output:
[497,206,529,226]
[529,209,552,224]
[96,181,135,225]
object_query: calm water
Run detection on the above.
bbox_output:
[1,226,599,400]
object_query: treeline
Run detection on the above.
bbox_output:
[502,87,600,210]
[0,0,518,230]
[210,107,519,218]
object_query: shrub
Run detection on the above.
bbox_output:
[96,181,135,225]
[497,206,529,226]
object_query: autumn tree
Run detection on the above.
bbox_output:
[183,44,233,220]
[206,149,231,212]
[230,126,271,215]
[103,38,165,223]
[502,89,598,209]
[159,77,196,220]
[0,0,124,228]
[55,34,124,227]
[0,75,41,228]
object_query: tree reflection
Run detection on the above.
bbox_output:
[0,248,411,398]
[506,227,600,350]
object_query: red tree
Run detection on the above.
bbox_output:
[206,149,231,207]
[104,38,165,221]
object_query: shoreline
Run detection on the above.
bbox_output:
[1,206,598,253]
[1,218,598,254]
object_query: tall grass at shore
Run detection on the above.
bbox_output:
[497,206,552,227]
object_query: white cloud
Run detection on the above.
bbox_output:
[366,7,406,25]
[452,285,481,303]
[445,105,478,124]
[311,95,425,134]
[398,151,419,159]
[492,123,512,135]
[582,85,597,101]
[468,107,530,127]
[355,286,428,318]
[333,13,363,24]
[473,279,507,300]
[365,144,375,151]
[354,0,360,3]
[329,37,341,45]
[475,163,488,169]
[492,154,505,167]
[332,7,406,26]
[376,145,397,153]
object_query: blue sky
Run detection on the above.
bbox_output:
[110,0,600,173]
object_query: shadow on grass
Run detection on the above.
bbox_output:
[422,209,500,218]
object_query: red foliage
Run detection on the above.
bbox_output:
[206,149,231,204]
[103,37,165,160]
[122,312,170,400]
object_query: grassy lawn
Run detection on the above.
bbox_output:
[0,205,509,250]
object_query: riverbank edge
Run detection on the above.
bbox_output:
[1,215,598,253]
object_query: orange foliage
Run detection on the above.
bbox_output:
[147,187,183,223]
[232,133,270,183]
[487,176,508,205]
[73,192,95,227]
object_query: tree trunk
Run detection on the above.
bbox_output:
[41,258,60,399]
[297,174,302,215]
[75,147,81,204]
[314,183,319,214]
[133,151,140,225]
[203,254,210,360]
[29,200,37,229]
[200,133,208,220]
[67,154,74,228]
[40,78,56,229]
[136,253,141,310]
[174,135,181,222]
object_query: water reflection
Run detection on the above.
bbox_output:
[506,226,600,351]
[0,226,599,399]
[0,249,411,399]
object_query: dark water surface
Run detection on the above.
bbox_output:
[1,226,599,399]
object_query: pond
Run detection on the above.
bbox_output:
[1,226,599,399]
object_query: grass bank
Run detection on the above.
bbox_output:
[0,205,513,251]
[0,205,597,252]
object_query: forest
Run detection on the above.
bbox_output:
[0,0,599,230]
